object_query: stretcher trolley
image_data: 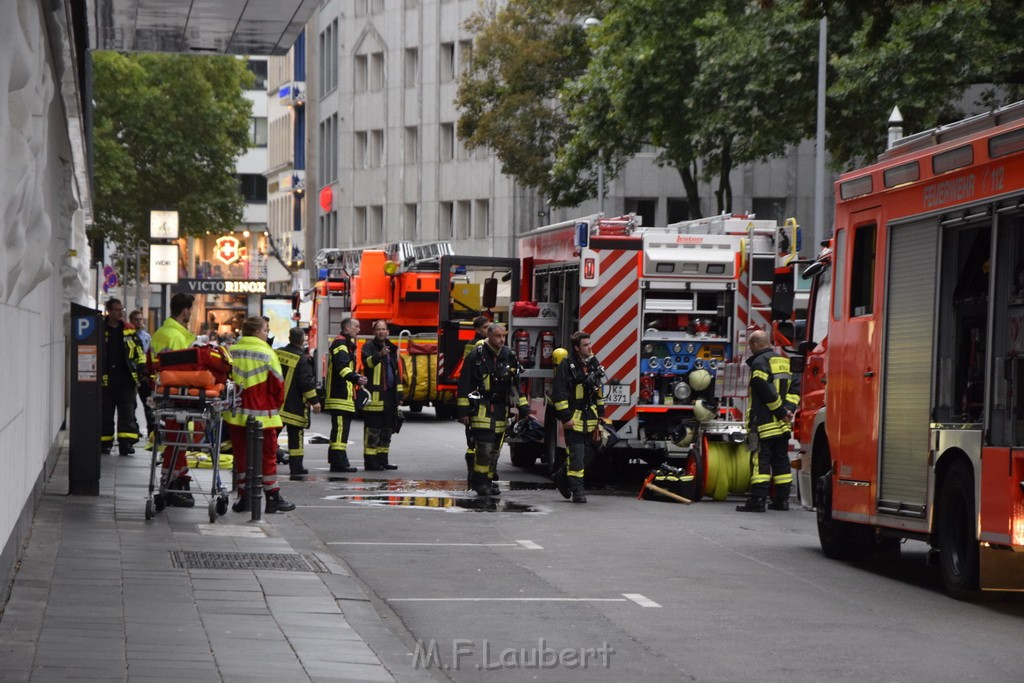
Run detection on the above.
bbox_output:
[145,346,236,523]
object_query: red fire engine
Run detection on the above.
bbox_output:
[795,100,1024,597]
[507,213,800,501]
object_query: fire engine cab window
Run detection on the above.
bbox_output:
[989,215,1024,444]
[849,224,875,317]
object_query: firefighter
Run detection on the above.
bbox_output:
[128,309,156,443]
[360,320,403,471]
[457,323,529,496]
[148,292,198,507]
[100,298,145,457]
[462,315,490,485]
[551,331,606,504]
[276,327,321,476]
[324,318,365,473]
[736,329,800,513]
[224,316,295,513]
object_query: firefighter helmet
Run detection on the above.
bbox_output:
[693,398,717,422]
[511,416,544,443]
[688,369,712,391]
[552,347,569,366]
[671,423,695,447]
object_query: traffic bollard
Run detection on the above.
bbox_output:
[246,417,262,522]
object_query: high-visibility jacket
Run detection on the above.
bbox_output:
[102,321,146,387]
[552,352,605,433]
[745,347,799,439]
[223,335,285,428]
[277,343,318,427]
[147,317,196,382]
[360,337,404,413]
[457,342,527,432]
[325,334,360,412]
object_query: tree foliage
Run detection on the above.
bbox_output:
[91,52,254,251]
[458,0,1024,215]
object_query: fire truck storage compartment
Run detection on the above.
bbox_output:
[880,218,939,510]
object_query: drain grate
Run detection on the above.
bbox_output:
[171,550,328,572]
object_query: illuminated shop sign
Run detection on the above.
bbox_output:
[214,235,245,266]
[177,279,267,294]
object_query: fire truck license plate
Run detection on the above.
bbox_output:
[604,384,630,405]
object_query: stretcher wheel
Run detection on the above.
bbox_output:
[208,500,218,523]
[154,493,166,512]
[216,496,228,516]
[145,499,154,520]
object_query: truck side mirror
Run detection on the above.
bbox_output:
[771,267,795,320]
[798,339,818,355]
[482,278,498,309]
[789,356,806,374]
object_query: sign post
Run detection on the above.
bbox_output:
[69,302,103,495]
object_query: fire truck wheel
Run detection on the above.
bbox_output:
[815,466,872,561]
[937,460,979,599]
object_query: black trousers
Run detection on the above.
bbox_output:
[328,410,354,467]
[101,374,139,452]
[285,424,305,457]
[749,435,792,499]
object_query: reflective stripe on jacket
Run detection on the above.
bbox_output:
[223,335,285,428]
[325,335,359,412]
[360,338,403,413]
[456,343,527,432]
[102,322,146,386]
[552,354,605,433]
[277,344,318,427]
[745,347,799,439]
[147,317,196,381]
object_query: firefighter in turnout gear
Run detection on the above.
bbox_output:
[223,316,295,514]
[462,315,490,486]
[100,298,146,456]
[276,327,321,476]
[457,323,529,496]
[736,329,800,513]
[324,318,365,472]
[361,320,404,471]
[551,331,606,504]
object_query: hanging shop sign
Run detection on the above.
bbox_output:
[176,278,267,294]
[214,235,245,266]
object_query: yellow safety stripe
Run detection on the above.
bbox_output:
[567,470,584,478]
[766,396,783,411]
[772,473,793,484]
[751,369,770,381]
[554,400,569,411]
[302,388,318,401]
[751,473,771,484]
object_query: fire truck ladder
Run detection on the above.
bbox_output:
[314,240,454,278]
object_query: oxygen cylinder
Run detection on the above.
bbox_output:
[513,329,533,366]
[538,330,556,368]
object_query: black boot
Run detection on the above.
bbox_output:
[381,453,398,470]
[276,448,290,465]
[569,477,587,504]
[465,453,474,488]
[364,455,383,471]
[231,493,250,513]
[471,472,493,497]
[488,477,500,496]
[736,496,767,512]
[265,489,296,513]
[166,478,195,508]
[289,456,309,475]
[330,453,357,473]
[552,468,571,500]
[768,497,790,511]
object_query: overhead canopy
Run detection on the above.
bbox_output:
[89,0,319,55]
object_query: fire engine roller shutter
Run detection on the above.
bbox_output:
[879,219,938,509]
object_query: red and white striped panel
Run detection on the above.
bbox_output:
[580,248,640,422]
[734,280,774,359]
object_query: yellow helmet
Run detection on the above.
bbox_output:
[688,369,712,391]
[552,347,569,366]
[693,398,717,423]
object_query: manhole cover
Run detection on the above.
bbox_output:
[170,551,328,572]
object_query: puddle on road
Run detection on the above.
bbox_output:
[293,473,640,497]
[324,491,542,513]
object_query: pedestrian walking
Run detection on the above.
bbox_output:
[100,298,145,456]
[457,323,529,496]
[551,331,606,504]
[360,320,403,471]
[462,315,490,484]
[129,309,156,443]
[148,293,199,506]
[736,329,800,513]
[276,327,321,476]
[324,318,365,473]
[224,316,295,513]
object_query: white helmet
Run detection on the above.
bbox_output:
[672,425,695,447]
[693,398,717,422]
[688,368,712,391]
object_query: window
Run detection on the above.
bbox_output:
[250,117,267,147]
[624,197,657,229]
[440,123,455,162]
[439,201,454,237]
[474,199,490,237]
[440,42,455,82]
[457,200,471,238]
[370,52,385,91]
[354,131,368,169]
[318,115,338,186]
[849,224,876,317]
[404,48,419,87]
[370,205,384,242]
[318,211,337,249]
[404,203,419,240]
[752,197,787,224]
[370,129,384,167]
[319,20,338,94]
[458,40,473,75]
[354,55,368,92]
[667,198,689,224]
[246,59,267,89]
[404,126,418,164]
[355,207,368,243]
[832,229,845,321]
[933,145,973,175]
[236,174,267,204]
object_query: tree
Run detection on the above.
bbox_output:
[91,52,254,252]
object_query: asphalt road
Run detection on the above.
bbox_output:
[281,408,1024,682]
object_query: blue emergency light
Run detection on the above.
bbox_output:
[574,221,590,248]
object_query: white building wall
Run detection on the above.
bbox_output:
[0,0,92,581]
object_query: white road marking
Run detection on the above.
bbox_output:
[516,540,543,550]
[623,593,662,608]
[389,597,629,603]
[328,541,519,547]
